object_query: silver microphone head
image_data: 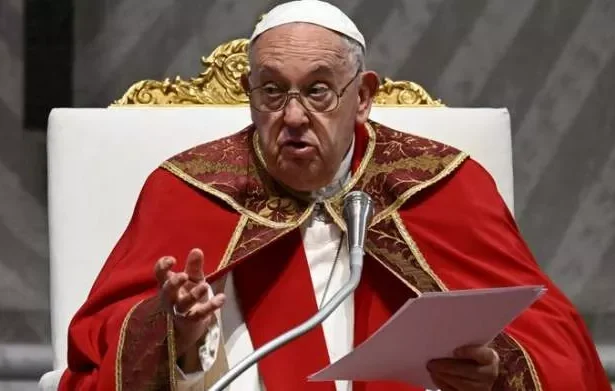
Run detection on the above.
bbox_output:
[343,191,374,252]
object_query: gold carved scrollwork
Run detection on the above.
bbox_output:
[113,39,250,105]
[374,78,442,106]
[113,38,442,107]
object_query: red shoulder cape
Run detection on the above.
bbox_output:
[59,121,610,390]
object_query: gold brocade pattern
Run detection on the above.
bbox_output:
[323,121,466,226]
[117,297,175,390]
[507,334,544,391]
[112,38,442,107]
[160,116,541,391]
[116,299,142,391]
[104,24,543,389]
[161,128,312,228]
[366,216,440,293]
[218,215,249,270]
[392,211,448,291]
[491,333,543,390]
[163,121,463,229]
[227,220,297,265]
[359,121,468,223]
[167,314,178,391]
[164,121,466,290]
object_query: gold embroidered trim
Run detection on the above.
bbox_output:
[161,161,304,229]
[323,201,346,232]
[507,334,544,390]
[391,211,449,292]
[252,131,268,176]
[320,123,377,231]
[218,214,249,270]
[167,313,178,391]
[236,225,297,263]
[372,152,469,225]
[205,207,313,280]
[115,299,144,391]
[328,122,377,206]
[364,247,421,296]
[325,199,421,292]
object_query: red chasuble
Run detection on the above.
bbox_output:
[59,121,610,391]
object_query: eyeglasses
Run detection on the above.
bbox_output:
[247,69,361,113]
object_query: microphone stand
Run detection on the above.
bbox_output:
[208,191,373,391]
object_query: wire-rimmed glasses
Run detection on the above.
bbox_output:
[247,69,361,113]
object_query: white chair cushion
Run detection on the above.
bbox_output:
[46,106,513,369]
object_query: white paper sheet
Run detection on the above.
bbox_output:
[309,285,546,389]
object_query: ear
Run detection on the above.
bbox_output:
[241,73,251,93]
[355,71,380,125]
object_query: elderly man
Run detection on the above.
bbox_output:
[57,1,609,390]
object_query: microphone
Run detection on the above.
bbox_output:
[208,191,374,391]
[343,190,374,273]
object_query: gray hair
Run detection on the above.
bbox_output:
[340,35,366,71]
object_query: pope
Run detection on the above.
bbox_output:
[56,1,610,390]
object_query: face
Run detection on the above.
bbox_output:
[243,23,379,192]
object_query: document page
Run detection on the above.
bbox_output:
[309,286,546,389]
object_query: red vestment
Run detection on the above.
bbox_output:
[59,121,610,390]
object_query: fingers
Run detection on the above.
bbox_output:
[154,256,176,287]
[154,249,211,317]
[174,281,210,314]
[155,255,188,308]
[155,249,205,285]
[178,293,226,321]
[161,271,189,308]
[455,345,498,366]
[427,346,499,389]
[184,248,205,282]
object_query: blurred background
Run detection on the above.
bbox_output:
[1,0,614,388]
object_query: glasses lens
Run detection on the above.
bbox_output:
[302,90,337,112]
[250,88,339,113]
[251,89,285,111]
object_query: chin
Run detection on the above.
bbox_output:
[274,162,330,193]
[285,178,323,192]
[276,171,320,192]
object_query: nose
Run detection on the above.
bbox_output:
[283,96,309,128]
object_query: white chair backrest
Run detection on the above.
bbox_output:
[47,106,513,369]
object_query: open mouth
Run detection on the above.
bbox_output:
[285,141,310,149]
[280,140,316,158]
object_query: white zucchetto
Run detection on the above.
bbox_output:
[250,0,365,50]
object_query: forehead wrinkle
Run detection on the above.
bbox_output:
[253,49,349,83]
[258,45,345,65]
[253,30,348,59]
[256,62,337,80]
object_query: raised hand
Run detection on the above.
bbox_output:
[154,248,225,357]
